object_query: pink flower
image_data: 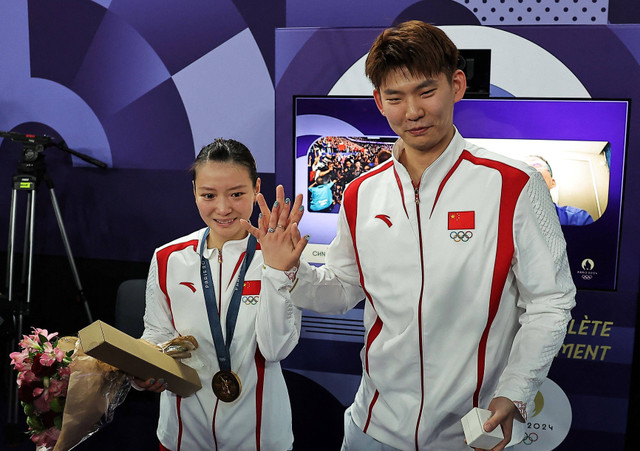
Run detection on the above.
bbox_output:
[42,427,60,446]
[31,377,67,412]
[58,366,71,379]
[48,378,67,398]
[39,351,56,367]
[40,342,65,365]
[53,347,64,363]
[30,431,43,445]
[17,370,38,387]
[31,427,60,447]
[9,351,32,372]
[32,389,51,413]
[19,328,58,353]
[32,328,58,342]
[19,335,41,353]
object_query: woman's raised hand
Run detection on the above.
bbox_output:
[241,185,308,271]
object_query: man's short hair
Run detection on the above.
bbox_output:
[365,20,459,90]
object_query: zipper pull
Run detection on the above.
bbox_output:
[218,249,222,264]
[414,187,420,204]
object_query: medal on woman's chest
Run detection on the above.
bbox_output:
[212,370,242,402]
[199,230,257,403]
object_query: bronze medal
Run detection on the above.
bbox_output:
[212,370,241,402]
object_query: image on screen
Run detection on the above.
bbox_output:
[306,136,395,213]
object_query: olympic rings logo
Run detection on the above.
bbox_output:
[242,295,259,305]
[450,231,473,242]
[581,274,593,280]
[522,432,538,445]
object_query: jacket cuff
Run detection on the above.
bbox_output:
[513,400,527,421]
[263,265,297,289]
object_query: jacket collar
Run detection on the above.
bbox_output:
[391,127,466,189]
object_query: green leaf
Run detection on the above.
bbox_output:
[50,397,65,413]
[26,415,43,431]
[23,403,35,416]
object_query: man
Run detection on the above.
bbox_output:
[526,155,594,226]
[353,160,364,178]
[254,20,576,450]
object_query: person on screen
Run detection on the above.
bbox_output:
[308,175,335,212]
[250,21,575,451]
[352,160,364,178]
[134,138,302,450]
[310,152,334,182]
[526,155,594,226]
[373,148,392,168]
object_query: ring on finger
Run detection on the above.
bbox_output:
[277,224,286,229]
[267,227,276,233]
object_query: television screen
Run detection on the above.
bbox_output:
[294,96,629,290]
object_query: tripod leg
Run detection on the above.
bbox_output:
[24,191,35,306]
[45,176,93,323]
[4,184,33,430]
[5,188,19,426]
[5,188,17,299]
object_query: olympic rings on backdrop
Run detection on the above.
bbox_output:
[449,231,473,242]
[523,432,538,445]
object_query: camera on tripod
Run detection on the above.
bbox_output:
[1,131,53,161]
[1,131,57,191]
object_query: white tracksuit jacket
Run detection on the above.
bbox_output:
[264,130,576,450]
[142,230,301,451]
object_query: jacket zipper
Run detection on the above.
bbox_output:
[414,185,426,451]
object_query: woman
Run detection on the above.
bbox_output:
[136,138,303,451]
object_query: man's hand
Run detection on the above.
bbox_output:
[474,397,523,451]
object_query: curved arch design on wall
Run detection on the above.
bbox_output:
[329,26,590,98]
[1,0,276,171]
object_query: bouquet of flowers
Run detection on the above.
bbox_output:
[9,328,73,448]
[9,327,130,451]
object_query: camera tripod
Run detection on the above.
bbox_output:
[0,131,106,439]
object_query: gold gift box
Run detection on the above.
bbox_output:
[78,320,202,397]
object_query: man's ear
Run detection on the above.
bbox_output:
[452,69,467,103]
[373,89,385,116]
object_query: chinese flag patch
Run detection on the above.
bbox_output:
[242,280,261,295]
[448,211,475,230]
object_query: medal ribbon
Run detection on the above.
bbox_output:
[199,229,257,372]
